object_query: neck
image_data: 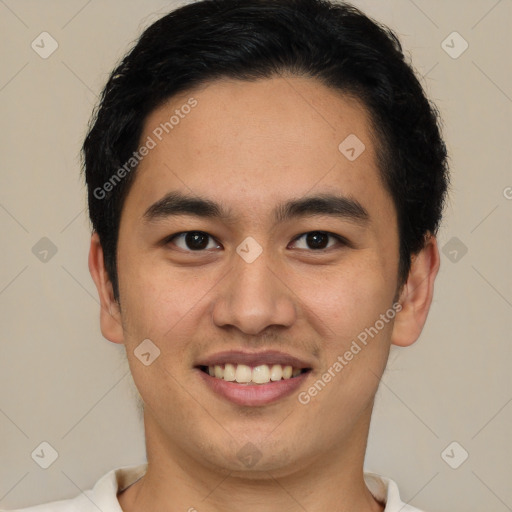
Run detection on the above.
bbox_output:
[118,403,384,512]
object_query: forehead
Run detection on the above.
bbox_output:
[124,76,394,223]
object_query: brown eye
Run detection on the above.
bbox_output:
[167,231,221,251]
[290,231,346,250]
[305,232,330,249]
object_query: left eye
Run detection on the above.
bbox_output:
[290,231,345,250]
[167,231,221,251]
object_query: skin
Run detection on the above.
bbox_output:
[89,76,440,512]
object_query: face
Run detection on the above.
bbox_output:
[103,76,404,476]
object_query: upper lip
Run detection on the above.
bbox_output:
[195,350,313,369]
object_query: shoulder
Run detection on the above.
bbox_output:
[364,471,426,512]
[2,494,90,512]
[2,464,148,512]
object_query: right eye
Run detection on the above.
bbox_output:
[165,231,222,252]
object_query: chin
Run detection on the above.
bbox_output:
[197,439,302,478]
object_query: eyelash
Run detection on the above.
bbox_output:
[163,230,349,252]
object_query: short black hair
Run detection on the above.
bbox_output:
[83,0,449,301]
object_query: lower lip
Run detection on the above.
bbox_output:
[196,368,310,406]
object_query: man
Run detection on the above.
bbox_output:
[8,0,448,510]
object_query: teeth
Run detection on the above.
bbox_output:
[206,363,304,384]
[214,365,224,379]
[252,365,270,384]
[235,364,252,383]
[224,363,236,381]
[269,364,283,381]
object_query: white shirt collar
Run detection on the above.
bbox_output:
[15,464,424,511]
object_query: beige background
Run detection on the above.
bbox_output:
[0,1,511,510]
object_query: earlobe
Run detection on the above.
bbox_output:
[88,232,124,344]
[391,234,440,347]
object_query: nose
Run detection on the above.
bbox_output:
[212,247,297,336]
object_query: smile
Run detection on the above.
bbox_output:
[199,363,309,384]
[195,350,313,406]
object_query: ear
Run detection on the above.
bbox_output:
[391,233,440,347]
[88,232,124,344]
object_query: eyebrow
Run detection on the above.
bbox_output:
[143,191,369,225]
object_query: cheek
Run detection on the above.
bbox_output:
[291,258,395,424]
[290,252,393,342]
[116,251,218,346]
